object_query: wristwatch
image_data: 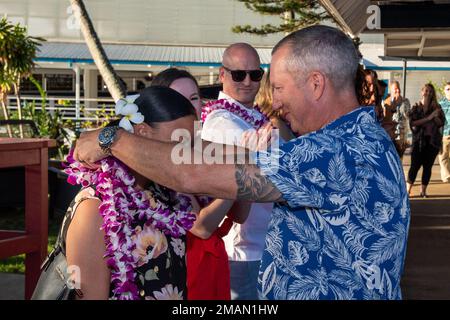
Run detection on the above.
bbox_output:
[98,125,120,156]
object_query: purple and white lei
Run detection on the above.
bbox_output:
[201,99,269,130]
[64,151,196,300]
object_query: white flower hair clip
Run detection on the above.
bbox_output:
[115,94,144,133]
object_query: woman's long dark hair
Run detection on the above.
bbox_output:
[422,83,439,110]
[110,86,196,205]
[109,86,196,128]
[356,66,379,106]
[135,86,196,127]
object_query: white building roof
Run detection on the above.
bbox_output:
[35,42,273,67]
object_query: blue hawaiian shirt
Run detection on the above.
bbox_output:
[256,107,410,300]
[439,98,450,136]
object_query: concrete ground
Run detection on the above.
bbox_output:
[0,273,24,300]
[1,155,449,300]
[401,155,450,299]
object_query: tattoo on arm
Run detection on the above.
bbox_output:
[235,164,284,202]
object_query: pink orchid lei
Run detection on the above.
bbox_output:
[201,99,269,129]
[64,151,196,300]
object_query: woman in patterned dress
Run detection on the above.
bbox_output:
[62,86,197,299]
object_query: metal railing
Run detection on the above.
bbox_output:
[6,95,116,123]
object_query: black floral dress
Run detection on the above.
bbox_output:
[59,182,187,300]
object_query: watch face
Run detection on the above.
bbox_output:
[99,126,117,147]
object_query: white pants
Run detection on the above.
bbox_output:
[438,135,450,182]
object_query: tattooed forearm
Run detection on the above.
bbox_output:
[235,164,283,202]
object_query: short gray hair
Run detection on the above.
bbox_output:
[272,25,359,90]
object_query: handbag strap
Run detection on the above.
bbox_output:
[54,187,102,256]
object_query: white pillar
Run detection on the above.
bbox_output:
[84,69,98,109]
[74,65,81,123]
[209,66,214,85]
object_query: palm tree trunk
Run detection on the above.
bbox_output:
[13,82,24,138]
[70,0,126,101]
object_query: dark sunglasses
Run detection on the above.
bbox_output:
[222,66,264,82]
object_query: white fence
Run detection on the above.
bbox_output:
[6,95,116,124]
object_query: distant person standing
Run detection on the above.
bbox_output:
[407,83,445,197]
[360,69,384,121]
[383,81,411,159]
[438,82,450,183]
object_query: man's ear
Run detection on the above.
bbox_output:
[219,67,225,83]
[134,123,153,138]
[309,71,326,101]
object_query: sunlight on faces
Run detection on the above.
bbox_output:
[421,85,433,100]
[391,83,401,99]
[220,47,261,107]
[169,78,201,119]
[270,46,315,136]
[365,74,376,96]
[445,85,450,101]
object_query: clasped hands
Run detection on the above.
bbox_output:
[240,122,275,152]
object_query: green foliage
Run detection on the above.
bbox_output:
[10,76,75,159]
[10,100,72,158]
[232,0,330,35]
[80,104,116,129]
[0,207,61,274]
[0,16,44,95]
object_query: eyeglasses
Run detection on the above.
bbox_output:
[222,66,264,82]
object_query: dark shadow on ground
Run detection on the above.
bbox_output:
[401,194,450,299]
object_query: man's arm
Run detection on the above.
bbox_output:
[74,128,284,202]
[235,164,283,202]
[111,131,283,202]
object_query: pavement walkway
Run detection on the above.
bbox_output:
[401,155,450,299]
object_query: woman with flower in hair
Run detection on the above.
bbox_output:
[54,86,198,300]
[151,67,251,300]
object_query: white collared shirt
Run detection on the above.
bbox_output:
[201,91,273,261]
[201,92,267,147]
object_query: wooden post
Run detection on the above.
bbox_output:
[24,146,49,299]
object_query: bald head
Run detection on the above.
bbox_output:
[220,43,262,108]
[222,43,260,66]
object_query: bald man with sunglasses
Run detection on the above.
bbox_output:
[201,43,272,300]
[201,43,265,145]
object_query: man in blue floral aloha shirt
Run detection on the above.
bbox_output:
[251,26,410,300]
[74,25,411,300]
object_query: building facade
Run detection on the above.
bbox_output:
[1,0,449,107]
